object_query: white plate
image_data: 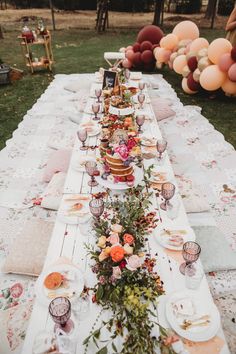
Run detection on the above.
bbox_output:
[165,290,220,342]
[71,155,96,173]
[35,263,84,306]
[156,227,195,251]
[96,166,143,190]
[141,135,157,147]
[109,105,134,116]
[79,122,101,137]
[58,194,91,224]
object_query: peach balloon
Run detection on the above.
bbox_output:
[221,78,236,94]
[173,55,187,74]
[154,46,161,58]
[189,38,209,53]
[122,58,132,69]
[228,63,236,82]
[156,62,163,69]
[193,68,201,82]
[155,47,171,63]
[200,65,226,91]
[182,77,197,94]
[182,65,191,78]
[208,38,232,64]
[178,48,186,55]
[170,52,178,63]
[198,57,211,71]
[126,45,133,51]
[218,53,235,72]
[119,47,126,53]
[125,49,135,61]
[168,60,173,70]
[173,21,199,41]
[160,33,179,50]
[186,51,197,60]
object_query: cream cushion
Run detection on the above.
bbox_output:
[2,220,54,276]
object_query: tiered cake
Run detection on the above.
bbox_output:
[106,153,133,177]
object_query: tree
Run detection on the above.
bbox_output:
[96,0,109,33]
[205,0,218,19]
[49,0,56,30]
[0,25,3,39]
[153,0,164,26]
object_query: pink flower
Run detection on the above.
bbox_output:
[112,266,122,279]
[108,232,120,245]
[114,144,129,161]
[10,283,23,298]
[127,138,136,151]
[126,255,143,271]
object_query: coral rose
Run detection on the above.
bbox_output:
[123,233,134,245]
[110,245,125,262]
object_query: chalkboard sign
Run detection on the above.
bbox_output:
[102,70,117,89]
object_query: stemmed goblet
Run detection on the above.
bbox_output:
[160,182,175,210]
[124,68,130,83]
[95,88,102,103]
[49,297,74,334]
[156,139,167,161]
[138,93,145,109]
[179,241,201,275]
[77,128,88,151]
[89,198,104,219]
[85,161,98,187]
[136,114,145,134]
[138,81,145,93]
[92,103,100,121]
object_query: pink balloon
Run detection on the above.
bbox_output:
[208,38,232,64]
[218,53,235,72]
[173,21,199,41]
[155,47,170,63]
[125,49,135,61]
[173,55,187,74]
[126,45,133,51]
[221,77,236,94]
[228,63,236,82]
[200,65,226,91]
[160,34,179,50]
[122,58,132,69]
[189,37,209,53]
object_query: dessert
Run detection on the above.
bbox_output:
[44,272,63,290]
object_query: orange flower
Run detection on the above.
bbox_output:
[123,233,134,245]
[110,245,125,262]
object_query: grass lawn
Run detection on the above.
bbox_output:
[0,27,235,150]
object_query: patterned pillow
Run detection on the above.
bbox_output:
[42,149,72,183]
[152,104,175,122]
[41,172,66,211]
[2,220,54,276]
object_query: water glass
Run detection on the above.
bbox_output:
[138,93,145,109]
[124,68,130,83]
[185,262,204,290]
[138,81,145,92]
[95,88,102,103]
[32,330,57,354]
[92,103,100,120]
[136,114,145,133]
[179,241,201,275]
[166,197,180,220]
[77,128,88,151]
[49,297,74,334]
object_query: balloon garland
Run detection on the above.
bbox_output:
[121,21,236,96]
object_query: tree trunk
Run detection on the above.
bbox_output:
[153,0,164,26]
[0,25,3,39]
[205,0,217,19]
[96,0,109,33]
[49,0,56,30]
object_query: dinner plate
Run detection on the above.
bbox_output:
[79,122,101,137]
[71,155,96,173]
[155,227,195,251]
[141,134,157,147]
[58,194,91,225]
[96,166,143,190]
[165,290,220,342]
[35,263,85,306]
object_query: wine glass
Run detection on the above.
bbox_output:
[77,128,88,151]
[138,93,145,109]
[49,297,74,334]
[92,103,100,120]
[160,182,175,210]
[124,68,130,83]
[85,161,98,187]
[95,88,102,103]
[156,139,167,161]
[136,114,145,133]
[179,242,201,275]
[138,81,145,93]
[89,198,104,219]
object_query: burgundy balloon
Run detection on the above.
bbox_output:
[133,42,141,53]
[141,49,154,64]
[137,25,164,45]
[231,47,236,61]
[187,73,201,91]
[132,52,142,67]
[187,56,198,72]
[140,40,153,52]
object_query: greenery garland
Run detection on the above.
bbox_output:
[84,169,177,354]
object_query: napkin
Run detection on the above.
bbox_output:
[183,336,225,354]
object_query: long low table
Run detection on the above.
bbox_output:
[22,73,230,354]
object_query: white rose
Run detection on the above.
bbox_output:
[126,255,143,271]
[111,224,123,233]
[123,243,133,255]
